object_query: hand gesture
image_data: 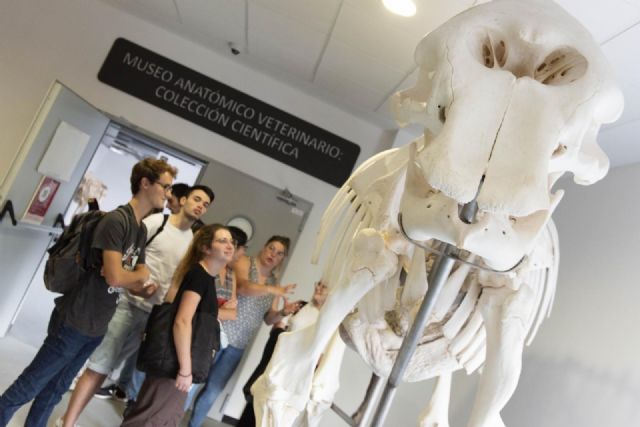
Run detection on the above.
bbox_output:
[274,283,296,297]
[175,372,192,392]
[281,298,304,316]
[133,281,159,298]
[135,264,151,282]
[222,299,237,309]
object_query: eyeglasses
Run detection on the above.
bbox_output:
[154,181,172,192]
[214,238,237,247]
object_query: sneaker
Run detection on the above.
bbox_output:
[94,384,117,400]
[122,399,135,419]
[112,385,127,402]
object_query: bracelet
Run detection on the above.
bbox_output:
[178,372,192,377]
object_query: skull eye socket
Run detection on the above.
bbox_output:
[534,47,587,86]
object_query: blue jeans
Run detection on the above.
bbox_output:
[186,345,244,427]
[117,349,145,402]
[0,309,102,427]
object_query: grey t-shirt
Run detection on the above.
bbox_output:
[55,204,146,337]
[223,257,276,349]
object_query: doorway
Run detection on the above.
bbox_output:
[63,122,205,224]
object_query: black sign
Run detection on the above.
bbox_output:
[98,38,360,187]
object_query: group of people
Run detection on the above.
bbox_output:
[0,157,316,427]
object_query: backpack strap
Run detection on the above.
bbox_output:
[115,205,133,248]
[146,214,169,246]
[89,205,132,270]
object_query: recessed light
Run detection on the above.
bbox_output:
[383,0,417,17]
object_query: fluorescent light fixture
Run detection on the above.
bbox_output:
[383,0,416,17]
[109,144,125,155]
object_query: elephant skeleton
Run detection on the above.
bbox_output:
[252,1,623,426]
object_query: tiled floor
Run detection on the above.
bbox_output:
[0,335,230,427]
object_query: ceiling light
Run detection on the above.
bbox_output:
[383,0,416,17]
[109,145,125,156]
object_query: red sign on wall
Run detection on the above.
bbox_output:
[22,177,61,224]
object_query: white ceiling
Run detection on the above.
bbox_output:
[99,0,640,167]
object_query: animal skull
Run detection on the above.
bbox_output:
[393,0,623,270]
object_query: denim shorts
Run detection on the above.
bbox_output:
[86,300,150,375]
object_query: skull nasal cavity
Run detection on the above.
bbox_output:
[482,37,507,69]
[535,47,588,86]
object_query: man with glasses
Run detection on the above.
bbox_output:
[58,185,214,427]
[0,158,176,427]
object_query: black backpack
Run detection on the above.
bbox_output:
[43,208,126,293]
[138,295,220,383]
[146,214,169,246]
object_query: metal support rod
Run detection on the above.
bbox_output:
[356,374,385,427]
[331,373,385,426]
[369,201,479,427]
[331,403,356,426]
[370,246,456,427]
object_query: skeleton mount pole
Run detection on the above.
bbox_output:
[369,200,479,427]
